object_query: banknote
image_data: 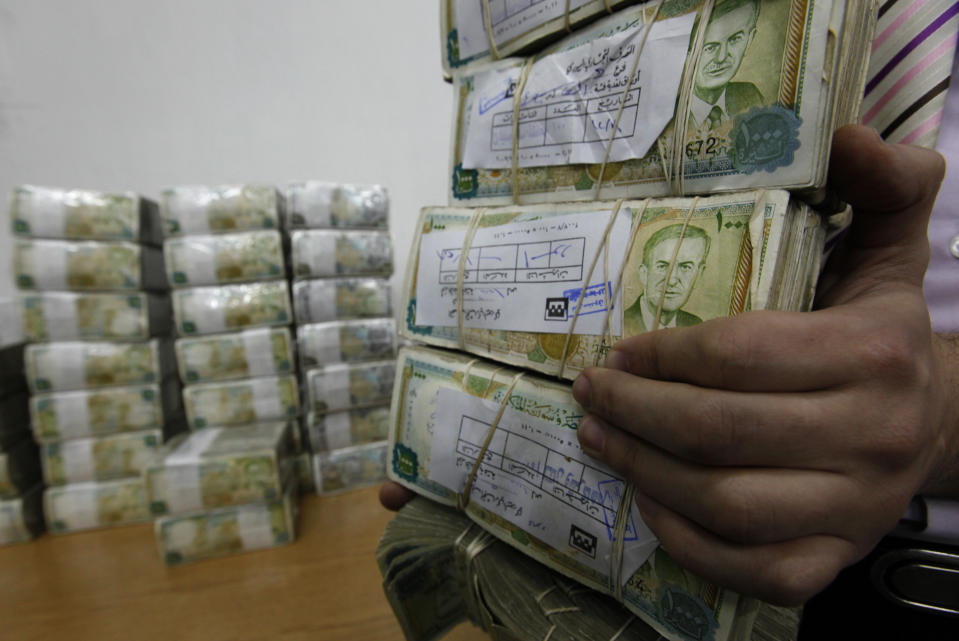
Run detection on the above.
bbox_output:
[30,379,182,442]
[175,327,295,383]
[160,185,284,237]
[448,1,876,205]
[402,192,823,379]
[44,477,151,534]
[172,281,292,336]
[163,230,286,287]
[305,404,391,452]
[285,181,389,229]
[19,291,172,342]
[9,184,163,245]
[297,318,396,370]
[389,345,747,641]
[305,360,396,414]
[0,484,45,545]
[290,230,394,279]
[155,480,296,565]
[24,339,174,393]
[293,451,315,492]
[0,437,42,499]
[40,429,163,486]
[183,374,300,429]
[145,422,294,515]
[379,497,802,641]
[292,278,392,325]
[313,440,387,495]
[13,239,167,291]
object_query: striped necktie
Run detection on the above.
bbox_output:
[861,0,959,148]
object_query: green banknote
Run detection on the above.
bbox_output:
[145,422,294,515]
[44,477,150,534]
[0,484,45,545]
[313,440,387,495]
[305,404,391,452]
[24,339,174,393]
[172,281,292,336]
[402,192,822,380]
[292,278,392,325]
[13,239,167,291]
[9,184,162,245]
[448,1,876,205]
[183,374,300,429]
[160,185,283,237]
[19,291,172,342]
[290,230,394,279]
[389,345,745,641]
[163,230,285,287]
[285,181,389,229]
[297,318,396,369]
[40,429,162,486]
[175,327,295,383]
[155,480,296,565]
[305,360,396,414]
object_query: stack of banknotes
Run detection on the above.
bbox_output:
[146,422,297,564]
[8,185,187,535]
[279,181,396,495]
[379,497,801,641]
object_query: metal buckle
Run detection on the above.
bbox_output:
[870,547,959,617]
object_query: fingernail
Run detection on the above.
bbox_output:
[604,349,628,371]
[578,415,606,458]
[572,374,591,406]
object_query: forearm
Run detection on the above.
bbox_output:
[921,333,959,497]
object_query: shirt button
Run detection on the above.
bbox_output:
[952,235,959,259]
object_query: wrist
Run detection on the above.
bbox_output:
[921,333,959,497]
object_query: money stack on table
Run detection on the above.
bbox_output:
[0,298,45,546]
[10,185,183,535]
[381,2,880,641]
[284,181,396,495]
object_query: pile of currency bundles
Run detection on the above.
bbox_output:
[0,299,44,545]
[284,182,395,495]
[10,185,184,535]
[381,2,881,641]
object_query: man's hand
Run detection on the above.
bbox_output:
[571,125,959,606]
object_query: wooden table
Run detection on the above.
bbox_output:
[0,486,489,641]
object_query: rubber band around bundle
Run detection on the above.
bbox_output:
[564,0,573,33]
[481,0,503,60]
[456,209,486,350]
[510,57,535,204]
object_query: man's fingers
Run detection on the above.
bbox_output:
[379,481,416,511]
[633,491,860,606]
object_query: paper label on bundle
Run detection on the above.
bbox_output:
[416,211,629,334]
[322,411,352,450]
[184,295,226,334]
[306,325,340,364]
[301,281,335,323]
[34,244,68,290]
[41,294,79,339]
[56,487,98,530]
[54,392,91,439]
[166,428,221,465]
[302,234,335,276]
[185,241,217,285]
[170,190,212,235]
[49,344,87,391]
[252,378,283,420]
[243,328,277,377]
[296,186,332,228]
[452,0,592,60]
[462,12,694,169]
[238,505,275,549]
[316,365,350,410]
[162,466,204,513]
[22,189,67,237]
[60,439,95,483]
[429,387,658,584]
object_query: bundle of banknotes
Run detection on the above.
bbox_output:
[388,344,802,641]
[44,477,151,534]
[304,360,396,415]
[163,230,286,287]
[312,440,388,495]
[155,479,297,565]
[18,291,173,342]
[145,422,295,516]
[379,496,801,641]
[0,484,45,545]
[39,429,162,486]
[182,374,300,429]
[297,318,397,370]
[290,230,394,279]
[24,339,176,393]
[401,192,824,379]
[14,239,167,291]
[304,405,391,453]
[447,1,877,205]
[293,452,315,493]
[9,184,163,245]
[171,281,293,336]
[160,185,284,237]
[285,181,389,229]
[174,327,296,383]
[292,278,392,325]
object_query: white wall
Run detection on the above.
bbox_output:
[0,1,453,314]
